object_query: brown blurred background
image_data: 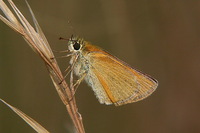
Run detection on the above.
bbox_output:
[1,0,200,133]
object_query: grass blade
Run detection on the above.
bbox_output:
[0,99,49,133]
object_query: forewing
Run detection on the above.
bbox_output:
[88,52,158,106]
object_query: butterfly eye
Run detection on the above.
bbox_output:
[73,41,81,50]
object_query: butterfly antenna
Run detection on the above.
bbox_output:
[59,37,69,41]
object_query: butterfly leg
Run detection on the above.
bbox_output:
[73,72,87,93]
[68,71,87,102]
[56,53,74,59]
[59,54,79,84]
[53,49,69,53]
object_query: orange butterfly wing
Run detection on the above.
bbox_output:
[87,52,158,106]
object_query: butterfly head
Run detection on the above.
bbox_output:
[68,36,85,53]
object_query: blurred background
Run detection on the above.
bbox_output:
[1,0,200,133]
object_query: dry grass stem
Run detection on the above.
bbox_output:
[0,0,85,132]
[0,99,49,133]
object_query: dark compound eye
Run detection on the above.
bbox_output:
[73,41,81,50]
